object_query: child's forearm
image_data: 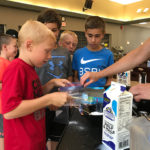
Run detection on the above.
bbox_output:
[3,94,51,119]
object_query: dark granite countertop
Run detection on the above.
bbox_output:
[57,108,103,150]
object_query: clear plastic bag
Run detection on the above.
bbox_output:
[59,82,85,105]
[59,82,104,115]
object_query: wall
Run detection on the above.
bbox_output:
[0,6,38,30]
[122,25,150,52]
[105,23,124,49]
[0,5,150,53]
[61,16,85,32]
[105,23,150,53]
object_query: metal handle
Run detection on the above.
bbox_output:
[139,111,150,121]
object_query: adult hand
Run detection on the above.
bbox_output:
[80,72,99,87]
[129,83,150,102]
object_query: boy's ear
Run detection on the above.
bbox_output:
[102,32,105,38]
[2,44,8,51]
[102,33,104,39]
[26,40,33,51]
[85,31,88,38]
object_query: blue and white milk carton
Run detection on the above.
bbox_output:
[102,82,133,150]
[117,71,131,86]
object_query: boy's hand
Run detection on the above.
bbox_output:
[80,72,99,87]
[129,83,150,102]
[42,79,71,94]
[50,79,71,87]
[48,92,71,108]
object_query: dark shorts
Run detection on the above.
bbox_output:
[46,109,66,142]
[0,114,4,138]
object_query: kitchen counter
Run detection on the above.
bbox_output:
[57,108,103,150]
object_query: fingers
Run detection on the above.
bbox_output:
[67,94,73,102]
[129,84,148,102]
[80,76,86,85]
[129,86,141,102]
[129,88,138,96]
[84,80,93,87]
[58,81,66,87]
[133,95,142,102]
[49,92,68,107]
[61,79,71,86]
[66,94,76,107]
[54,79,71,87]
[61,79,71,84]
[80,72,89,85]
[129,85,141,95]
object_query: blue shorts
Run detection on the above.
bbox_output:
[0,114,4,138]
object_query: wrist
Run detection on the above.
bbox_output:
[49,79,55,87]
[43,94,53,106]
[97,72,102,79]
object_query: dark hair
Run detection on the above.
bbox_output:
[85,16,105,33]
[37,9,62,30]
[6,29,18,38]
[0,34,15,52]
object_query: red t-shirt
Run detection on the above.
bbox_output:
[2,58,46,150]
[0,57,10,114]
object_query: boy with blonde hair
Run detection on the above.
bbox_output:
[59,30,78,54]
[2,20,70,150]
[0,34,17,150]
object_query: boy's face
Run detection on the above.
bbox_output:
[60,35,78,54]
[6,38,18,59]
[85,28,104,50]
[29,37,55,67]
[44,23,60,39]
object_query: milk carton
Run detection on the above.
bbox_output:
[102,82,133,150]
[117,71,130,86]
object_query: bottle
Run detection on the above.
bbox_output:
[147,60,150,68]
[139,72,147,83]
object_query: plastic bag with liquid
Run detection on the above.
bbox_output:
[59,82,104,115]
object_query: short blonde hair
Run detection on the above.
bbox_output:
[59,30,78,43]
[18,20,56,48]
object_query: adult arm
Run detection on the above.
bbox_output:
[81,38,150,87]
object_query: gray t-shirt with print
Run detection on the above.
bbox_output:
[36,47,72,124]
[36,47,72,85]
